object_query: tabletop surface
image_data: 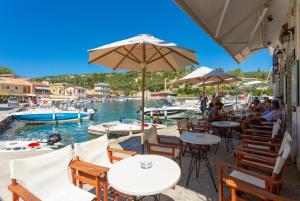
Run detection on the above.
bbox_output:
[180,133,221,145]
[211,121,240,127]
[108,155,181,196]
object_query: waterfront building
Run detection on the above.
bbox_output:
[65,86,87,99]
[49,83,69,95]
[94,83,110,97]
[28,81,50,95]
[0,77,32,96]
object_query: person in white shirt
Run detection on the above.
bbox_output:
[241,100,281,130]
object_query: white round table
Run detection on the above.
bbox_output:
[211,121,239,152]
[180,133,221,145]
[108,155,181,198]
[179,133,221,191]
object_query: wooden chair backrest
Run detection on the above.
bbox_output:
[10,145,73,199]
[74,135,111,167]
[144,127,158,144]
[177,119,189,132]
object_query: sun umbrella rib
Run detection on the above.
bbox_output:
[113,44,138,70]
[88,47,121,64]
[152,45,176,71]
[145,46,163,63]
[147,50,173,64]
[123,46,143,63]
[115,50,141,64]
[165,47,199,65]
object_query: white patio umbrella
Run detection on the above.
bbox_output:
[179,66,237,96]
[88,34,198,150]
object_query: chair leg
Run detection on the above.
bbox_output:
[96,177,101,201]
[12,193,19,201]
[79,181,83,189]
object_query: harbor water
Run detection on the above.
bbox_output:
[0,101,142,145]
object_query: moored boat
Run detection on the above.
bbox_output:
[88,119,166,136]
[12,108,91,123]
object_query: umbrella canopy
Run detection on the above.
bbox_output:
[196,77,241,87]
[88,34,198,150]
[179,66,234,83]
[88,34,198,71]
[174,0,291,63]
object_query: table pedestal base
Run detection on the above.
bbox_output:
[133,194,160,201]
[185,145,218,192]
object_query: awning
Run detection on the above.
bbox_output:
[35,86,49,90]
[174,0,291,63]
[0,93,36,97]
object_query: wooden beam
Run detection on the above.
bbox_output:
[115,50,141,64]
[152,45,176,71]
[248,6,269,43]
[215,0,231,38]
[146,46,163,63]
[122,46,142,63]
[88,47,120,64]
[113,44,137,70]
[147,50,173,64]
[165,47,199,65]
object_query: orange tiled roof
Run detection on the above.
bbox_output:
[28,81,49,86]
[0,77,31,86]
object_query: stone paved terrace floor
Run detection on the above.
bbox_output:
[1,125,300,201]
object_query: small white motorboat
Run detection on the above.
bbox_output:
[0,134,63,152]
[88,119,166,136]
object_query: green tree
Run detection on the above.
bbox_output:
[0,66,14,74]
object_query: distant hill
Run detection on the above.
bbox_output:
[33,67,271,96]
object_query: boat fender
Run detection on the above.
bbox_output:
[28,142,40,147]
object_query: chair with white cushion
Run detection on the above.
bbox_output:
[144,127,181,166]
[8,145,95,201]
[72,135,136,201]
[242,122,281,151]
[219,143,291,195]
[235,131,292,174]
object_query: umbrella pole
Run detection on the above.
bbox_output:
[141,65,146,154]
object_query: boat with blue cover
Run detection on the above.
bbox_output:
[12,108,91,123]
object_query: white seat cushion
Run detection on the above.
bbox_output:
[44,184,95,201]
[150,146,180,158]
[247,144,270,150]
[229,170,265,188]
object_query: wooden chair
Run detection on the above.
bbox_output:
[235,133,291,175]
[177,119,192,156]
[144,127,181,166]
[236,131,291,158]
[220,178,294,201]
[242,122,281,151]
[8,145,96,201]
[71,135,136,201]
[177,119,190,134]
[219,143,291,195]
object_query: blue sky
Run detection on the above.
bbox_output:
[0,0,272,77]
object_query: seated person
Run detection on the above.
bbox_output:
[250,99,268,114]
[242,100,281,130]
[248,97,259,110]
[207,102,220,121]
[215,96,224,111]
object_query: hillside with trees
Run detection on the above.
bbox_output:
[33,67,272,96]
